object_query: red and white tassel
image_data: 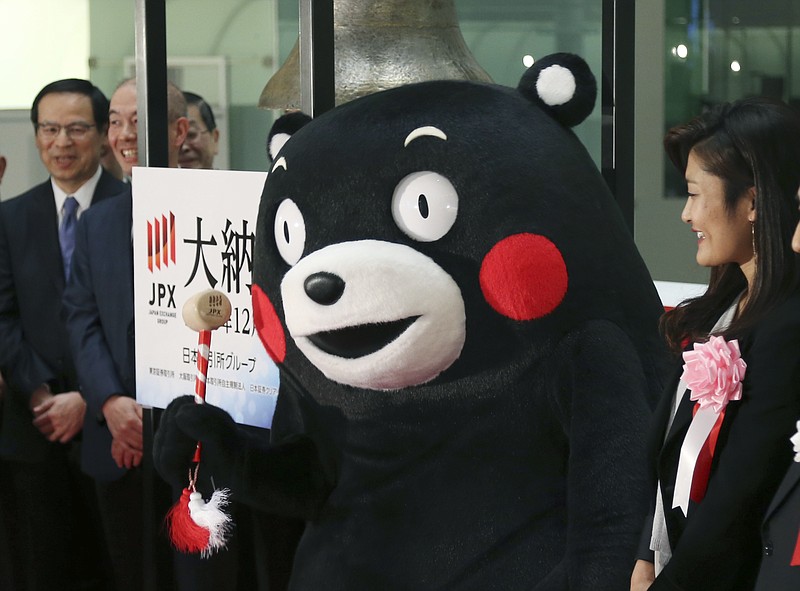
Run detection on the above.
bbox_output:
[188,487,231,551]
[167,487,210,554]
[166,290,234,557]
[167,478,232,557]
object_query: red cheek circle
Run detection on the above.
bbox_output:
[479,233,568,321]
[252,283,286,363]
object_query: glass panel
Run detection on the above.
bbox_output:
[274,0,604,166]
[638,0,800,285]
[0,0,91,199]
[1,1,606,193]
[89,0,279,173]
[0,0,90,110]
[664,0,799,196]
[456,0,603,167]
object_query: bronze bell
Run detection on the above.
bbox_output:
[259,0,493,110]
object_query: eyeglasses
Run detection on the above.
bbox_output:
[36,122,96,140]
[185,129,210,143]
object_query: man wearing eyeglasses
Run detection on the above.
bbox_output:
[179,91,220,170]
[0,78,125,590]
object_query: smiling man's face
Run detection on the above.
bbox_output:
[108,82,138,177]
[35,92,103,194]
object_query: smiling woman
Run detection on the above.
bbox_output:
[681,151,754,274]
[632,97,800,591]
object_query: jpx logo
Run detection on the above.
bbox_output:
[149,282,176,308]
[147,212,176,272]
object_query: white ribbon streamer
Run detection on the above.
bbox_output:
[672,406,720,516]
[791,420,800,463]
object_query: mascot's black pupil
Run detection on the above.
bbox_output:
[418,194,429,219]
[283,221,290,243]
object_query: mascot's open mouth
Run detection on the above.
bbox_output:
[306,316,420,359]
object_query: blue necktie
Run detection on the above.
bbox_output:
[59,196,78,279]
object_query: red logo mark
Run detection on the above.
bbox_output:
[147,212,176,272]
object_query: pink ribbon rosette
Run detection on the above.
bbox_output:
[673,336,746,516]
[682,336,746,412]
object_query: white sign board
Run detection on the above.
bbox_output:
[132,167,278,428]
[654,280,707,309]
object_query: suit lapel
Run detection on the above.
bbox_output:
[29,184,65,290]
[113,191,134,330]
[664,385,694,447]
[763,461,800,522]
[655,366,694,453]
[93,169,125,205]
[31,172,123,292]
[657,389,694,506]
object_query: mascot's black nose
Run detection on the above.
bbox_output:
[304,272,346,305]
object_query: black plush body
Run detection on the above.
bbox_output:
[156,54,668,589]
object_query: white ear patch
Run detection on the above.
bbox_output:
[535,65,577,107]
[269,132,291,161]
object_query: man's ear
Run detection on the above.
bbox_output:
[173,116,190,147]
[211,128,220,156]
[0,155,7,184]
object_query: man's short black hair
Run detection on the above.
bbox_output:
[30,79,111,131]
[183,91,217,131]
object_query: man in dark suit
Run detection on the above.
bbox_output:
[63,78,189,591]
[0,78,125,590]
[755,208,800,589]
[755,441,800,589]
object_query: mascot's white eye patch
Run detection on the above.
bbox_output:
[274,198,306,266]
[404,126,447,147]
[392,171,458,242]
[271,157,287,173]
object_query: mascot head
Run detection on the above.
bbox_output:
[252,53,663,395]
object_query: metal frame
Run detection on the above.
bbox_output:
[300,0,336,116]
[134,1,169,588]
[602,0,636,234]
[135,0,169,169]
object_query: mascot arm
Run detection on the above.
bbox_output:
[154,395,332,519]
[535,320,653,591]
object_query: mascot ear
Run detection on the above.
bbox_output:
[517,53,596,128]
[267,111,312,163]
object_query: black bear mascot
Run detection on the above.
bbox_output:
[155,53,669,590]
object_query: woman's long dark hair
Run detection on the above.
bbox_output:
[661,97,800,353]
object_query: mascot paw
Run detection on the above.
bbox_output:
[154,395,241,491]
